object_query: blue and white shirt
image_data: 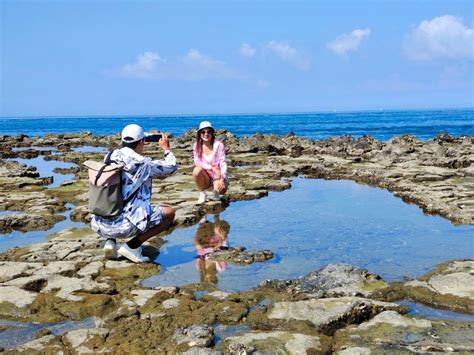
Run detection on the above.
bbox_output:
[91,147,177,232]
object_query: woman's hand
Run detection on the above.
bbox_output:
[214,177,226,193]
[211,166,222,180]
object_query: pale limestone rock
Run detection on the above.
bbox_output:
[268,297,402,327]
[105,260,132,268]
[77,261,103,278]
[162,298,180,309]
[355,311,431,331]
[207,291,231,300]
[41,275,109,301]
[337,347,371,355]
[224,331,324,354]
[131,289,159,307]
[428,272,474,298]
[0,262,38,282]
[64,328,109,351]
[15,335,57,351]
[0,285,37,307]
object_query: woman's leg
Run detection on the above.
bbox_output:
[192,166,211,191]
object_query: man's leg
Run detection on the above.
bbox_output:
[118,207,175,263]
[135,206,175,243]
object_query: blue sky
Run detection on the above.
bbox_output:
[1,0,473,116]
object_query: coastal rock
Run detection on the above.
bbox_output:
[250,297,405,335]
[209,246,274,265]
[333,310,474,353]
[404,259,474,313]
[259,263,388,298]
[173,325,214,350]
[0,286,37,317]
[13,334,64,353]
[217,330,332,354]
[63,328,109,354]
[0,131,473,352]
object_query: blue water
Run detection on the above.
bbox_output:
[1,109,472,141]
[143,178,474,292]
[9,157,77,188]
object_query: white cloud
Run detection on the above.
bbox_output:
[179,49,244,80]
[403,15,474,61]
[327,28,371,56]
[120,51,166,79]
[117,49,244,81]
[239,43,256,58]
[264,41,310,70]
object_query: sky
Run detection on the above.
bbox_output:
[1,0,473,117]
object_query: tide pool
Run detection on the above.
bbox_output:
[143,178,473,292]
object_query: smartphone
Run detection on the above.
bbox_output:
[145,134,162,142]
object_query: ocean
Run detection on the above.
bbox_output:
[1,108,472,141]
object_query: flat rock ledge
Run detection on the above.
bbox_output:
[0,248,472,353]
[404,259,474,313]
[333,310,474,354]
[259,263,389,299]
[1,131,473,353]
[0,131,472,236]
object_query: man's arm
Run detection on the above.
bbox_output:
[149,134,178,176]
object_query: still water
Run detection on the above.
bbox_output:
[10,156,76,188]
[143,178,473,292]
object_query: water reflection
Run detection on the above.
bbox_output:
[195,216,230,285]
[0,317,96,350]
[0,204,87,252]
[143,178,473,292]
[72,146,108,153]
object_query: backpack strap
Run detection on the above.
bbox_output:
[93,151,114,186]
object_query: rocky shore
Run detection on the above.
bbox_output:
[0,130,472,353]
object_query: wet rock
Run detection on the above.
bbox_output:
[173,324,214,350]
[13,334,63,353]
[333,310,474,353]
[63,328,109,354]
[404,259,474,313]
[218,330,332,354]
[263,297,405,335]
[209,247,273,265]
[259,263,388,298]
[0,286,37,317]
[35,328,52,338]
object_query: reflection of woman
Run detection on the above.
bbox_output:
[194,219,230,284]
[192,121,228,204]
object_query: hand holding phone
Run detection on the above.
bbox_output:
[145,133,162,142]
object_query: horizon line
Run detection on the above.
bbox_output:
[1,106,473,119]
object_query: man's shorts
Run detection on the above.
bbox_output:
[91,205,164,239]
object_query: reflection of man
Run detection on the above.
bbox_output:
[194,217,230,284]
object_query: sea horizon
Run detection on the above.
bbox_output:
[1,106,473,120]
[1,108,473,142]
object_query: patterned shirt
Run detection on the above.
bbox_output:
[91,147,177,232]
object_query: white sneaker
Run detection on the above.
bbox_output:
[212,191,221,201]
[117,244,150,263]
[104,239,117,260]
[197,192,206,204]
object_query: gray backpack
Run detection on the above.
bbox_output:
[83,152,137,218]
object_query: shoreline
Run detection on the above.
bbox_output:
[0,131,473,352]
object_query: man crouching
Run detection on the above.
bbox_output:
[91,123,177,263]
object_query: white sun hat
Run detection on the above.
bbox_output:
[121,124,147,143]
[198,121,214,131]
